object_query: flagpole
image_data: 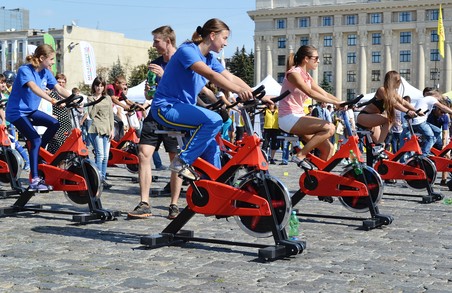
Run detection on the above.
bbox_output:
[436,4,445,89]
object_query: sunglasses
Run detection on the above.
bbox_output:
[308,56,319,61]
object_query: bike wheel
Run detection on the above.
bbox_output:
[234,174,291,238]
[339,165,383,213]
[64,159,102,206]
[404,156,437,190]
[0,148,22,183]
[124,143,139,173]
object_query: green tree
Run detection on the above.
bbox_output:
[108,58,126,84]
[320,79,334,95]
[228,46,254,86]
[128,64,148,87]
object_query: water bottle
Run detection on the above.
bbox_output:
[349,150,363,175]
[146,70,157,97]
[288,210,300,240]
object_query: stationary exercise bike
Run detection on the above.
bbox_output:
[0,123,25,198]
[141,86,305,261]
[361,110,443,203]
[0,95,119,223]
[108,103,143,174]
[290,95,392,230]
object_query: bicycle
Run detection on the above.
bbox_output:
[289,95,393,230]
[0,95,120,223]
[141,86,305,261]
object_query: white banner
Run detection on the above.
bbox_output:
[79,41,96,85]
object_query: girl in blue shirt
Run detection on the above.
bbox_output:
[5,44,72,191]
[151,18,257,180]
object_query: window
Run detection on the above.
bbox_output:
[322,16,333,26]
[399,11,412,22]
[431,49,440,61]
[371,70,381,81]
[347,52,357,64]
[400,69,411,81]
[323,53,332,65]
[298,17,310,28]
[431,30,439,42]
[347,71,356,82]
[277,72,285,83]
[276,19,286,29]
[324,35,333,47]
[347,89,356,101]
[277,37,286,49]
[430,68,440,81]
[372,33,381,45]
[347,34,357,46]
[369,13,383,24]
[346,15,357,25]
[278,55,286,66]
[400,32,412,44]
[300,37,309,46]
[323,71,333,83]
[400,50,411,62]
[372,51,381,63]
[427,9,439,21]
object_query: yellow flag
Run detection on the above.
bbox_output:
[438,4,445,58]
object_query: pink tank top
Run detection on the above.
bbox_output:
[278,66,312,117]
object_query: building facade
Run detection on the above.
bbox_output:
[0,7,29,32]
[0,25,152,90]
[248,0,452,99]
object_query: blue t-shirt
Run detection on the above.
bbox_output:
[151,42,224,108]
[5,64,57,122]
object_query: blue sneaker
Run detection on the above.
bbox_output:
[28,177,52,192]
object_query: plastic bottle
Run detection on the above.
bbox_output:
[349,150,363,175]
[146,70,157,97]
[288,210,300,240]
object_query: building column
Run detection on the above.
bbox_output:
[446,41,452,92]
[358,31,368,95]
[334,32,343,99]
[255,38,261,84]
[417,43,425,91]
[384,29,392,73]
[11,39,17,71]
[1,40,7,72]
[265,40,273,77]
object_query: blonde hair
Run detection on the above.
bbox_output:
[382,70,401,123]
[191,18,230,45]
[26,44,55,69]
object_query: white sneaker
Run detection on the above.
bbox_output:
[169,156,198,181]
[372,145,388,159]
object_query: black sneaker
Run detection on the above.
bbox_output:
[127,201,152,219]
[167,204,180,219]
[102,180,112,190]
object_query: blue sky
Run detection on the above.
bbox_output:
[3,0,256,58]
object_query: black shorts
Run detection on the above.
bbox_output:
[139,115,179,153]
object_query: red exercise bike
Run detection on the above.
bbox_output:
[290,95,392,230]
[361,110,444,203]
[0,95,119,223]
[141,86,305,261]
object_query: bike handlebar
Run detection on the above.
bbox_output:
[340,94,364,108]
[55,94,84,108]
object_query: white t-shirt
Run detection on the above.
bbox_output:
[412,96,437,125]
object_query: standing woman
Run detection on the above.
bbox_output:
[5,44,72,191]
[151,18,258,179]
[278,45,343,168]
[87,76,115,189]
[356,70,417,156]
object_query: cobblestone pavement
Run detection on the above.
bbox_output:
[0,156,451,293]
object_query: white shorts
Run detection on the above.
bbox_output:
[279,113,304,133]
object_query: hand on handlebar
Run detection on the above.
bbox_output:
[237,90,254,102]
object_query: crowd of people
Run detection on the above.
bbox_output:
[2,19,452,222]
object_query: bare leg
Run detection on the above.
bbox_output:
[168,152,183,205]
[138,144,156,205]
[290,116,335,160]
